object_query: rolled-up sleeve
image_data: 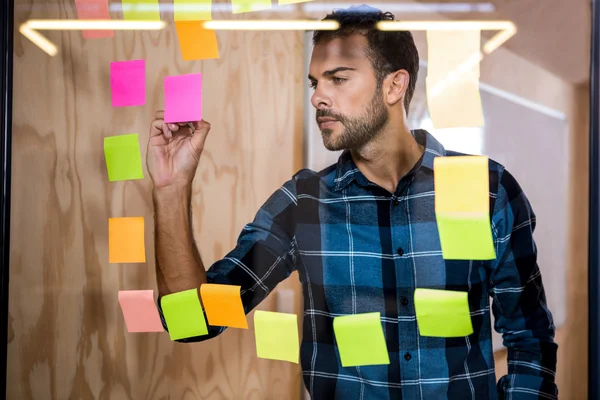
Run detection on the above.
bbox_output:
[158,176,300,342]
[489,168,558,399]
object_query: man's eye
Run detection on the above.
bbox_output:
[332,77,346,84]
[309,81,317,89]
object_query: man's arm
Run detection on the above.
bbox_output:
[489,168,558,400]
[154,184,206,297]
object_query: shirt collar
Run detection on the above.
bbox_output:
[333,129,446,192]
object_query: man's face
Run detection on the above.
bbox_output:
[309,34,389,151]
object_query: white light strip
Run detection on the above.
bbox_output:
[377,20,515,32]
[19,25,57,56]
[25,20,166,30]
[202,20,339,31]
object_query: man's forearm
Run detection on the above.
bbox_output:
[153,185,206,297]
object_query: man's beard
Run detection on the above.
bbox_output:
[317,87,389,151]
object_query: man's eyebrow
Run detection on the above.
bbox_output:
[308,67,357,81]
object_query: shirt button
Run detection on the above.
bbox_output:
[404,352,412,361]
[400,296,408,306]
[393,198,400,206]
[397,247,404,256]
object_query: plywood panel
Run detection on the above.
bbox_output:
[8,1,304,399]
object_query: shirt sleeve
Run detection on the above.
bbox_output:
[157,176,300,343]
[489,168,558,399]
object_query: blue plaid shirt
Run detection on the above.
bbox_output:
[161,130,558,399]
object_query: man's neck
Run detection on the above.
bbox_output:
[350,125,425,194]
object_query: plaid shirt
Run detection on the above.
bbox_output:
[160,129,558,400]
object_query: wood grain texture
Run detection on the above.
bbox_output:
[8,0,590,399]
[8,1,304,399]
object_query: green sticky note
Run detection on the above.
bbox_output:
[122,0,160,20]
[161,289,208,340]
[436,212,496,260]
[333,312,390,367]
[104,134,144,182]
[254,311,299,363]
[414,288,473,337]
[231,0,272,14]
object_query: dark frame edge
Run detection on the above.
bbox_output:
[590,0,600,398]
[0,0,12,399]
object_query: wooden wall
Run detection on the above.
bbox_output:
[7,0,589,399]
[8,0,305,399]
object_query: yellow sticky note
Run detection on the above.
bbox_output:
[434,156,489,214]
[254,311,299,363]
[174,0,212,21]
[426,75,484,129]
[121,0,160,20]
[436,212,496,259]
[426,30,481,78]
[161,289,209,340]
[200,284,248,329]
[278,0,313,4]
[414,288,473,337]
[108,217,146,263]
[333,312,390,367]
[231,0,271,14]
[175,21,219,60]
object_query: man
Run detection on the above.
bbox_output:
[147,6,558,399]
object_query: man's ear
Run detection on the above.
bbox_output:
[384,70,410,106]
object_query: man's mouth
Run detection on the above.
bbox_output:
[317,117,339,128]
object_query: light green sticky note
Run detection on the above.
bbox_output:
[122,0,160,20]
[161,289,208,341]
[414,288,473,337]
[436,212,496,260]
[333,312,390,367]
[254,310,299,363]
[231,0,272,14]
[104,134,144,182]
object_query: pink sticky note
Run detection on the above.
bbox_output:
[118,290,165,333]
[164,73,202,123]
[111,60,146,107]
[74,0,114,39]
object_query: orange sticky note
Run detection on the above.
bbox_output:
[74,0,115,39]
[118,290,164,332]
[109,217,146,263]
[175,21,219,61]
[200,284,248,329]
[434,156,489,214]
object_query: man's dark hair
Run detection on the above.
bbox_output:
[313,5,419,115]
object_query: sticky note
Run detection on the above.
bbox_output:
[164,73,202,123]
[436,213,496,259]
[104,134,144,182]
[231,0,272,14]
[426,30,483,129]
[427,30,481,78]
[118,290,164,332]
[110,60,146,107]
[200,284,248,329]
[414,288,473,337]
[74,0,114,39]
[175,21,219,61]
[278,0,313,4]
[121,0,160,20]
[161,289,209,340]
[434,156,489,214]
[333,312,390,367]
[254,311,299,363]
[109,217,146,263]
[174,0,212,21]
[426,75,484,129]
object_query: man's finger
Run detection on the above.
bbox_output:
[190,120,211,153]
[151,119,172,139]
